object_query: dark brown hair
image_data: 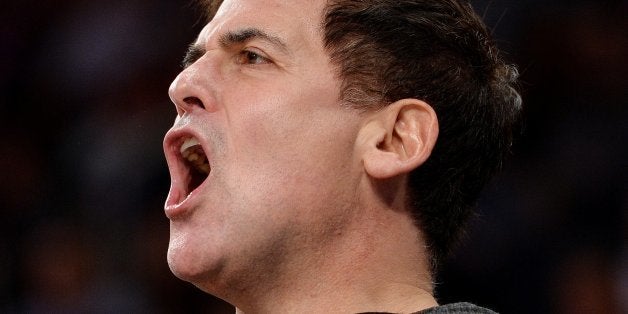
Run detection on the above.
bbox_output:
[198,0,521,267]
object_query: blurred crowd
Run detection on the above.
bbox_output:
[1,0,626,313]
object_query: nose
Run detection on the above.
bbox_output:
[168,63,212,117]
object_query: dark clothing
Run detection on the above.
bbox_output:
[359,302,497,314]
[418,302,497,313]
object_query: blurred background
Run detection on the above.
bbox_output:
[0,0,625,313]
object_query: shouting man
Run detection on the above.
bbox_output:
[163,0,521,313]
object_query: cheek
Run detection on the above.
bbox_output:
[218,78,360,202]
[229,89,349,155]
[229,105,358,203]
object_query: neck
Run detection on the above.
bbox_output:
[230,197,438,313]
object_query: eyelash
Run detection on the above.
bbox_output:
[237,49,271,65]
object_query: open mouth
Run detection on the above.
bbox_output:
[179,136,211,197]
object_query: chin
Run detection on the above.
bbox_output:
[166,239,223,286]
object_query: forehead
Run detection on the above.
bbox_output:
[197,0,327,48]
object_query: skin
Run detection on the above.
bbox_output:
[164,0,440,313]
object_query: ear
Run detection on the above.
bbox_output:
[359,99,439,179]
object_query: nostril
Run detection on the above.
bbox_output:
[183,96,205,109]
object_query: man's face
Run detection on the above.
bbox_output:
[163,0,363,291]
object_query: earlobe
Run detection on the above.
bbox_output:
[361,99,439,179]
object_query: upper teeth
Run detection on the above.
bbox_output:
[179,137,210,174]
[180,137,200,154]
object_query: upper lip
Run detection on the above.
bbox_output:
[163,125,210,217]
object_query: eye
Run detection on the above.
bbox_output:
[236,49,271,65]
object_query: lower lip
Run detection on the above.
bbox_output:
[165,187,195,219]
[164,174,210,219]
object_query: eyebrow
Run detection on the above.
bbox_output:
[181,44,206,69]
[181,27,290,68]
[219,28,289,53]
